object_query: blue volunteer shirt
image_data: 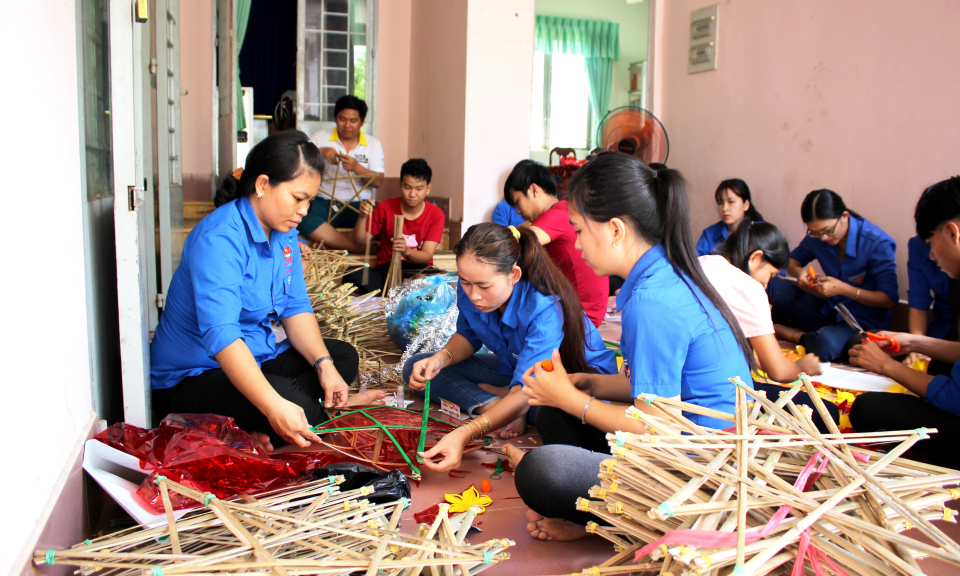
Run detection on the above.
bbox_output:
[925,361,960,418]
[455,279,617,385]
[616,244,752,429]
[150,196,314,389]
[790,216,898,331]
[907,236,952,340]
[491,200,526,228]
[696,221,728,257]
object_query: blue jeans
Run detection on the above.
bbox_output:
[767,277,857,362]
[402,353,514,416]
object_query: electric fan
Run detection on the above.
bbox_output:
[596,106,669,166]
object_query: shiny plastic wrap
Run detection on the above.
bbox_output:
[95,414,337,511]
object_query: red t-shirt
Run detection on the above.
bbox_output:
[533,199,609,327]
[369,197,445,266]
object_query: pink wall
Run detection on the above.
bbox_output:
[655,0,960,298]
[463,0,535,228]
[179,0,215,201]
[408,0,468,222]
[375,0,412,178]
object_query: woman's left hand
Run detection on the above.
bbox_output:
[520,349,581,411]
[849,340,896,376]
[319,367,349,408]
[815,276,847,298]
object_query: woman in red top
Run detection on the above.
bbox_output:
[504,160,609,326]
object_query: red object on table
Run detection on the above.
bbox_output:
[95,414,336,512]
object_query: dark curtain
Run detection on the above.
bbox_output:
[239,0,298,117]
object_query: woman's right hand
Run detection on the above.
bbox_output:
[265,398,321,448]
[418,428,470,472]
[795,353,823,376]
[875,331,914,356]
[409,354,446,391]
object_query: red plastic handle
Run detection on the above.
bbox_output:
[864,332,901,354]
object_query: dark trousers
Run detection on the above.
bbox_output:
[343,261,442,295]
[754,382,840,434]
[515,407,609,526]
[152,341,359,445]
[849,392,960,469]
[767,277,860,362]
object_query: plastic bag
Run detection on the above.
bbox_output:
[95,414,337,512]
[385,276,457,350]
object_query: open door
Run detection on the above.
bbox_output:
[110,0,152,427]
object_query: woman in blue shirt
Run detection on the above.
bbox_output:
[491,199,526,227]
[768,189,898,362]
[849,176,960,469]
[505,154,753,541]
[151,131,382,450]
[404,222,617,456]
[907,235,953,340]
[696,178,763,256]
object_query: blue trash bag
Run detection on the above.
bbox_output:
[386,276,457,350]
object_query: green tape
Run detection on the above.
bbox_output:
[45,550,56,565]
[417,380,431,463]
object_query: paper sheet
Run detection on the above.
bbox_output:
[813,365,906,393]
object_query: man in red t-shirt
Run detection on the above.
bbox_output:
[504,160,609,326]
[346,158,445,294]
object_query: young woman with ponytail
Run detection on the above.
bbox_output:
[703,220,840,432]
[405,222,617,462]
[768,189,898,362]
[696,178,764,256]
[502,153,753,542]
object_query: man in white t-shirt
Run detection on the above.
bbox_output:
[299,95,385,250]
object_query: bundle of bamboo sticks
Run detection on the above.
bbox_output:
[574,376,960,576]
[36,476,512,576]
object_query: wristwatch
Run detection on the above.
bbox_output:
[313,356,334,372]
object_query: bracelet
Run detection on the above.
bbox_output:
[581,397,594,425]
[461,414,492,441]
[440,348,454,362]
[313,355,333,372]
[855,288,861,301]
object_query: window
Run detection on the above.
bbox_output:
[303,0,368,122]
[530,52,593,151]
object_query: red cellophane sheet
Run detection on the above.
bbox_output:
[95,413,336,512]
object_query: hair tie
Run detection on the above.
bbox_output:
[650,168,658,181]
[507,225,521,241]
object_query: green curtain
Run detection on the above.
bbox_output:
[535,15,620,123]
[236,0,252,131]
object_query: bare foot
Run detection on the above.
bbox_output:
[251,431,274,454]
[774,323,805,344]
[499,415,527,439]
[525,509,592,541]
[502,444,526,471]
[346,390,387,406]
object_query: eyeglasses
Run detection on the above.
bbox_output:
[806,218,842,238]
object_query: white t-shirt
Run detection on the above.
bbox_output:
[699,255,775,338]
[309,128,385,202]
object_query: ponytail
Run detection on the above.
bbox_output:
[214,130,324,208]
[716,219,790,275]
[455,222,594,374]
[567,153,755,370]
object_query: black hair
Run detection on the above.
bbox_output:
[503,159,558,206]
[648,162,668,171]
[715,178,763,221]
[334,95,368,121]
[214,130,324,208]
[566,152,754,370]
[400,158,433,185]
[716,219,790,274]
[455,223,595,374]
[800,189,862,223]
[916,176,960,240]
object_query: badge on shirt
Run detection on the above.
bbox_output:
[847,272,865,284]
[622,358,631,380]
[283,245,293,264]
[355,153,368,163]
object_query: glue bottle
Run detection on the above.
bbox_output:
[397,386,405,407]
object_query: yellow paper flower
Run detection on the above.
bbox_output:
[445,486,493,514]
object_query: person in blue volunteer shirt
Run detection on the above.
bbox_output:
[849,176,960,469]
[491,199,526,227]
[907,235,952,340]
[696,178,764,256]
[768,189,898,362]
[403,222,617,451]
[151,131,383,451]
[422,154,753,542]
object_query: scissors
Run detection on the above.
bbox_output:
[835,302,901,353]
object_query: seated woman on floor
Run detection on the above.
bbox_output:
[150,131,383,451]
[848,176,960,469]
[696,178,764,256]
[403,222,617,443]
[701,219,840,432]
[768,189,898,362]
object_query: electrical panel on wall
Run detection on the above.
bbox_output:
[688,4,718,74]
